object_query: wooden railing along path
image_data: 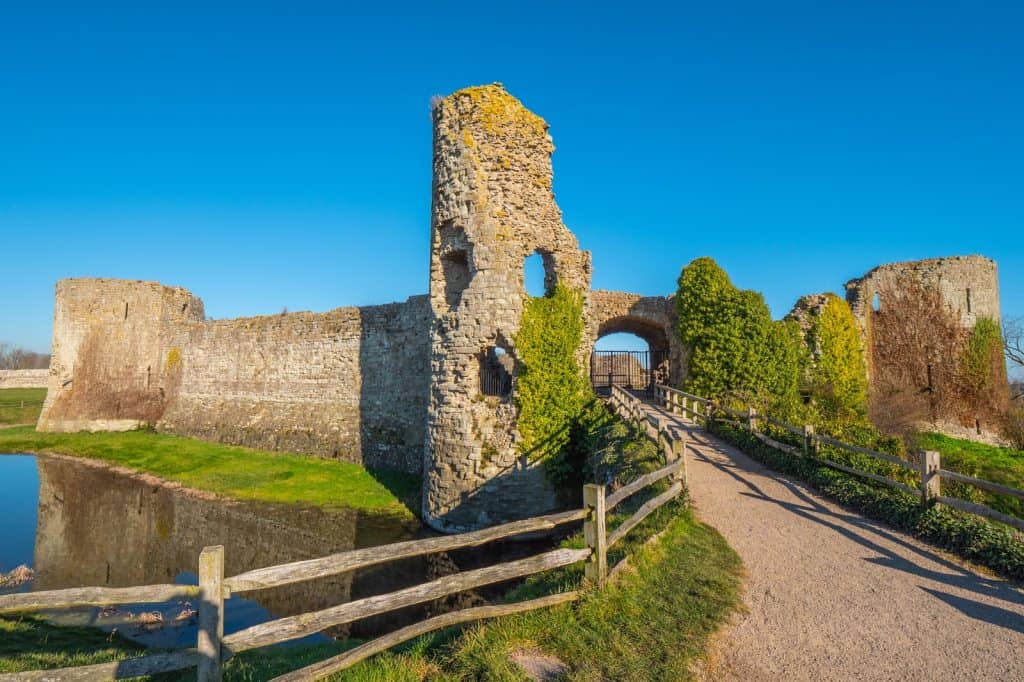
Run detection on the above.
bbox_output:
[0,401,687,682]
[648,383,1024,534]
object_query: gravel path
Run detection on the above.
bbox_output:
[636,402,1024,681]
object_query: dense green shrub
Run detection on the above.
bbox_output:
[959,317,1004,392]
[676,257,802,413]
[710,421,1024,581]
[806,294,869,423]
[514,284,593,484]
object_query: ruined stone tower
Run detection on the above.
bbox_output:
[423,84,592,532]
[843,255,1008,437]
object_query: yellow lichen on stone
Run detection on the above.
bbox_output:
[166,347,181,370]
[446,83,548,139]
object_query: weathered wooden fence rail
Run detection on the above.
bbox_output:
[650,383,1024,534]
[0,400,688,682]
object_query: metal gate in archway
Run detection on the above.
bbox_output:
[591,349,669,397]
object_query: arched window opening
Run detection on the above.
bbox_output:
[480,345,513,397]
[523,250,555,297]
[442,249,470,310]
[872,292,881,312]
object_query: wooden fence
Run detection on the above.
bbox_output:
[650,383,1024,534]
[0,413,687,681]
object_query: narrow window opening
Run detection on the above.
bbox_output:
[926,364,934,391]
[966,288,972,313]
[124,302,129,320]
[441,249,471,310]
[480,346,513,397]
[146,366,151,389]
[872,292,880,312]
[524,250,555,297]
[976,418,982,435]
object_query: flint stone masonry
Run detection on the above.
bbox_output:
[39,278,430,473]
[424,84,593,532]
[0,369,49,389]
[845,255,1000,328]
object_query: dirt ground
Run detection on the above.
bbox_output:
[639,403,1024,681]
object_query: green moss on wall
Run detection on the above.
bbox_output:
[514,284,592,485]
[960,317,1003,392]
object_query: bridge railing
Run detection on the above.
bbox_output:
[0,408,687,681]
[650,383,1024,534]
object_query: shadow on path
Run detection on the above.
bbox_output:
[641,404,1024,614]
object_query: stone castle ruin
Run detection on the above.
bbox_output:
[36,84,1007,530]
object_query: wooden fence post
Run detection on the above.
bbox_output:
[583,484,607,586]
[748,407,758,433]
[921,450,941,504]
[198,545,225,682]
[671,434,688,491]
[803,425,816,458]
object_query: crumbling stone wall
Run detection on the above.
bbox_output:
[38,279,430,473]
[424,84,592,532]
[39,279,204,433]
[160,297,430,472]
[846,256,1000,329]
[843,256,1008,436]
[0,369,49,388]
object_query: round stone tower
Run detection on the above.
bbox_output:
[423,84,591,533]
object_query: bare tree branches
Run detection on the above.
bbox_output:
[1005,317,1024,369]
[0,342,50,370]
[1004,318,1024,402]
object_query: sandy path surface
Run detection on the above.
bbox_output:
[636,402,1024,681]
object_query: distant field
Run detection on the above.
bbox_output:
[0,388,45,426]
[917,432,1024,519]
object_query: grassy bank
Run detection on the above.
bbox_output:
[0,615,144,674]
[916,432,1024,518]
[1,411,743,680]
[0,426,418,518]
[0,388,46,426]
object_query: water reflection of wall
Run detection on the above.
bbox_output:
[33,457,388,622]
[29,456,545,643]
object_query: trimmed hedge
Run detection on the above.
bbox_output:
[709,421,1024,581]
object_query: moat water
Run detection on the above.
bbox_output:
[0,453,539,649]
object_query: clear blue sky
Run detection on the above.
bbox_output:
[2,2,1021,372]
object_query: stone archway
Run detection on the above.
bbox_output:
[586,291,682,393]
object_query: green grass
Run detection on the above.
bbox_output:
[0,614,144,674]
[1,412,743,681]
[437,507,742,681]
[0,426,419,517]
[916,432,1024,518]
[0,388,46,426]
